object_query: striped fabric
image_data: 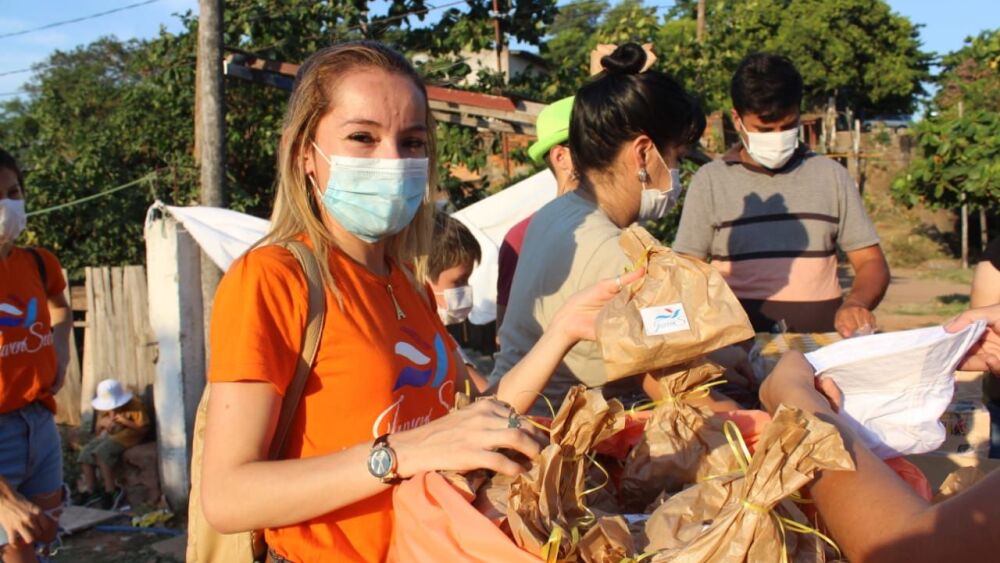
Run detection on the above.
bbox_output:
[673,146,880,333]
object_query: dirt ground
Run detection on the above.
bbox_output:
[874,266,973,331]
[53,526,183,563]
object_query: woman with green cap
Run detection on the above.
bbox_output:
[496,95,578,331]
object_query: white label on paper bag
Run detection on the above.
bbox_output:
[640,303,691,336]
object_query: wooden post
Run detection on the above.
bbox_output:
[696,0,706,43]
[53,270,82,427]
[981,208,989,252]
[852,118,862,190]
[501,132,511,181]
[197,0,225,357]
[962,196,969,269]
[492,0,504,79]
[824,96,837,154]
[145,215,207,510]
[959,101,968,269]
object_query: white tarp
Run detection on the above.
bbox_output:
[148,201,268,271]
[452,170,557,324]
[148,170,557,323]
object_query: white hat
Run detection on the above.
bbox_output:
[91,379,133,411]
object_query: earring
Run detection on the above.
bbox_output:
[638,168,650,186]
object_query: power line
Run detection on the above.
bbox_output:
[0,0,162,42]
[26,172,160,218]
[0,67,36,78]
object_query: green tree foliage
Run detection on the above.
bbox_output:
[0,0,556,272]
[657,0,930,115]
[893,29,1000,212]
[937,29,1000,113]
[0,0,936,272]
[893,111,1000,211]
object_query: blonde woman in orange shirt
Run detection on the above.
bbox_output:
[200,41,640,562]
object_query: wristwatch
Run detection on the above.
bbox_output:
[367,433,401,484]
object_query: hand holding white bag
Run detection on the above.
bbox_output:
[804,321,987,458]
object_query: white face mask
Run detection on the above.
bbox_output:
[436,285,473,325]
[737,117,800,170]
[637,149,682,223]
[0,199,26,245]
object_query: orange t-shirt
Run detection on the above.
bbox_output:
[208,242,458,563]
[0,247,66,415]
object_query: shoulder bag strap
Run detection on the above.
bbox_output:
[268,241,327,460]
[27,247,48,289]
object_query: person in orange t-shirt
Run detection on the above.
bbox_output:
[0,148,72,562]
[200,41,642,563]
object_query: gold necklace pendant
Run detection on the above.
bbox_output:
[386,283,405,320]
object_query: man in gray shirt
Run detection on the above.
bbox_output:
[674,53,889,337]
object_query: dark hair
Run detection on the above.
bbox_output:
[0,148,24,190]
[569,43,705,176]
[426,212,481,282]
[730,53,803,121]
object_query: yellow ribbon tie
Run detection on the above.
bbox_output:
[620,551,659,563]
[628,380,727,416]
[722,422,841,561]
[541,527,564,563]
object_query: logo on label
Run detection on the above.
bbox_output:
[640,303,691,336]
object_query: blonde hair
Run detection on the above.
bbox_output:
[264,41,437,301]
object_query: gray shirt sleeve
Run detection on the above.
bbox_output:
[835,165,880,252]
[671,168,715,259]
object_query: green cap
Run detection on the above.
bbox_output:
[528,96,575,164]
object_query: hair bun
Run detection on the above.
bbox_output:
[601,43,647,76]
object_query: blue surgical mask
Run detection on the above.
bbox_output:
[312,141,428,243]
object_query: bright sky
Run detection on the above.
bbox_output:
[1,0,998,100]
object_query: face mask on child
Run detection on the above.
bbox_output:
[436,285,473,325]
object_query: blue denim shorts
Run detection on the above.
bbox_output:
[0,402,64,498]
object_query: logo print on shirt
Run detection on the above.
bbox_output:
[0,297,37,328]
[372,330,452,437]
[391,332,449,391]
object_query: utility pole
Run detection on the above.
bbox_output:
[492,0,510,180]
[959,100,968,269]
[196,0,225,343]
[492,0,504,79]
[696,0,706,43]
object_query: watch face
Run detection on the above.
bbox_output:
[368,447,394,478]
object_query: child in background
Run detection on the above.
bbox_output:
[77,379,150,509]
[425,213,489,392]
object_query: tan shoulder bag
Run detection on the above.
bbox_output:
[186,241,327,563]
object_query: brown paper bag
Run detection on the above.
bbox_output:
[597,225,755,381]
[578,516,636,563]
[507,386,626,560]
[620,360,738,509]
[933,466,986,503]
[644,405,855,562]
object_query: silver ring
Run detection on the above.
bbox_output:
[507,411,522,429]
[615,275,624,291]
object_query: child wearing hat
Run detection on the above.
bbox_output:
[76,379,150,509]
